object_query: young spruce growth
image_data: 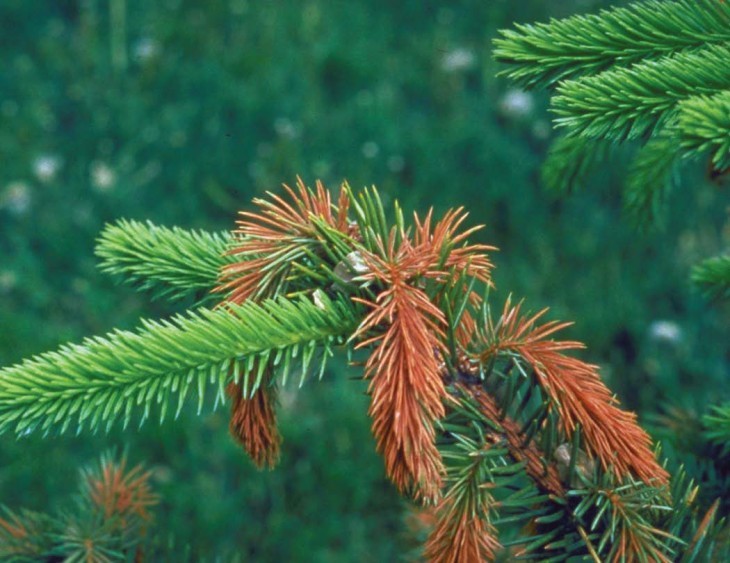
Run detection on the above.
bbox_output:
[0,180,726,561]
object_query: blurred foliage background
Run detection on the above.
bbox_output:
[0,0,727,560]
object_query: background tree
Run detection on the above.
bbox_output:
[1,452,157,562]
[494,0,730,295]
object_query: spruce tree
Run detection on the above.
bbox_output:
[494,2,730,556]
[494,0,730,299]
[0,180,726,561]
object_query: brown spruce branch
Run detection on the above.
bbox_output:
[454,381,566,498]
[424,504,502,563]
[86,455,159,525]
[217,177,350,303]
[354,269,448,501]
[351,206,496,501]
[227,375,281,470]
[479,298,668,485]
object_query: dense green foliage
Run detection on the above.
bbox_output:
[1,0,728,560]
[495,0,730,232]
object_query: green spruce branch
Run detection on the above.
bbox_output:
[679,91,730,171]
[496,0,730,302]
[691,255,730,300]
[552,43,730,142]
[494,0,730,89]
[96,220,235,302]
[0,295,357,435]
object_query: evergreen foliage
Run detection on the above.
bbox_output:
[495,0,730,295]
[493,0,730,89]
[497,4,730,545]
[679,91,730,171]
[0,452,157,562]
[95,220,235,303]
[692,255,730,300]
[1,181,726,561]
[0,295,356,436]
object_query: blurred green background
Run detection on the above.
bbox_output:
[0,0,727,560]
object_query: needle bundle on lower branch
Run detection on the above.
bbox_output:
[0,179,725,561]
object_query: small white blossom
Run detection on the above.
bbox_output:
[648,320,683,344]
[91,161,116,192]
[440,47,476,72]
[1,182,31,215]
[387,155,405,173]
[0,270,17,293]
[133,37,159,62]
[499,89,534,119]
[274,117,299,139]
[33,154,62,183]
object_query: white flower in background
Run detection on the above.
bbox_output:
[133,37,159,62]
[440,47,476,72]
[33,154,62,183]
[499,89,534,119]
[648,320,683,345]
[362,141,379,159]
[91,161,116,192]
[273,117,299,139]
[312,159,331,178]
[0,270,17,293]
[1,182,31,215]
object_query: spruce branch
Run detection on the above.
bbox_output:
[569,475,676,562]
[1,452,158,562]
[494,0,730,89]
[541,135,615,194]
[552,43,730,141]
[350,205,494,502]
[476,298,668,485]
[227,364,282,469]
[83,452,158,525]
[497,2,730,299]
[679,91,730,172]
[424,419,502,562]
[1,180,718,560]
[691,255,730,300]
[218,177,353,303]
[665,466,729,562]
[624,130,681,226]
[703,403,730,457]
[444,360,677,562]
[0,295,357,435]
[0,506,54,560]
[96,219,235,302]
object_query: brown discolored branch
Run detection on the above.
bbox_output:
[453,381,566,498]
[227,379,281,469]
